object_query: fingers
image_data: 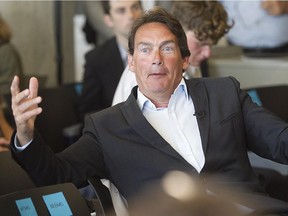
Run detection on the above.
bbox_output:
[11,76,39,100]
[11,76,20,97]
[12,91,42,125]
[11,76,41,113]
[29,77,39,99]
[10,76,43,144]
[12,88,42,115]
[11,76,30,108]
[13,96,42,118]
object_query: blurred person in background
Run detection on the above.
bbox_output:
[0,15,20,152]
[0,97,13,152]
[0,15,23,95]
[221,0,288,57]
[127,171,244,216]
[78,0,143,120]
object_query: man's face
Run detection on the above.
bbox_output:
[106,0,143,39]
[186,31,212,67]
[128,22,189,100]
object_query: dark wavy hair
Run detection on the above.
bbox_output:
[171,1,233,45]
[128,6,190,59]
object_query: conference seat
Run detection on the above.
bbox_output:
[0,182,91,215]
[0,151,35,196]
[246,85,288,203]
[4,83,83,153]
[246,85,288,122]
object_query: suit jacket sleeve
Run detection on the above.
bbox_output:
[10,117,107,188]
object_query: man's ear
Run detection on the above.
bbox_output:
[103,14,113,28]
[128,54,135,73]
[182,57,190,71]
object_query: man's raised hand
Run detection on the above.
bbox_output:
[10,76,42,146]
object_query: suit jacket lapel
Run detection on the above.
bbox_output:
[185,79,210,154]
[121,87,190,165]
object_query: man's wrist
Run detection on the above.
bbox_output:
[14,136,32,152]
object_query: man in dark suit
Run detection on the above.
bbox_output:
[9,7,288,215]
[78,0,143,119]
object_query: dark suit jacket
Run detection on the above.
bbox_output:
[78,37,125,118]
[12,77,288,213]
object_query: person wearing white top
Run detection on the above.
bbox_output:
[221,0,288,52]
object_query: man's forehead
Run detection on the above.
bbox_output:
[136,22,174,37]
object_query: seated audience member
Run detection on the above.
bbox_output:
[0,15,23,95]
[0,110,13,152]
[221,0,288,57]
[9,7,288,215]
[78,0,143,119]
[112,1,231,105]
[0,95,13,152]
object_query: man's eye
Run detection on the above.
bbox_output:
[162,46,174,52]
[140,48,149,53]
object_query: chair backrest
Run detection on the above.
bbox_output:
[0,182,91,215]
[3,83,83,153]
[35,83,82,153]
[246,85,288,122]
[36,84,83,153]
[88,177,117,216]
[0,151,35,196]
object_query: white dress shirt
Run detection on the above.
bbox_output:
[137,79,205,173]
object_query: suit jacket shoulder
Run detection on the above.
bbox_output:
[85,37,121,65]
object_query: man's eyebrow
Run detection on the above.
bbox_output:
[137,40,176,47]
[137,42,152,47]
[159,40,176,47]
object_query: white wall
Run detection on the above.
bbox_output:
[209,46,288,89]
[0,1,75,87]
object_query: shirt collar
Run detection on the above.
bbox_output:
[137,78,189,111]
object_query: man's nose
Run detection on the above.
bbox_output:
[152,51,163,65]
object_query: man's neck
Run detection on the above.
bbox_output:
[138,82,182,109]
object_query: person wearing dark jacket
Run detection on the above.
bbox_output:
[10,7,288,215]
[78,0,143,119]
